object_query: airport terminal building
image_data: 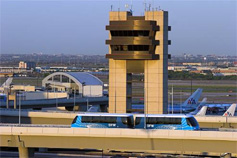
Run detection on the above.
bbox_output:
[42,72,103,97]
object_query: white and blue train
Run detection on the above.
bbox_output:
[71,113,199,130]
[134,114,200,130]
[71,113,134,128]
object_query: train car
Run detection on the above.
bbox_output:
[71,113,134,128]
[0,94,7,102]
[134,114,200,130]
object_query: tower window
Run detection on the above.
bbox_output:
[111,31,149,37]
[111,45,149,51]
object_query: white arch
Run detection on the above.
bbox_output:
[42,72,83,89]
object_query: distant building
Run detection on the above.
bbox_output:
[19,61,36,70]
[0,72,13,77]
[182,63,202,66]
[233,61,237,67]
[42,72,103,97]
[0,67,30,74]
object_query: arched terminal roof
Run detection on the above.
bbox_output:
[42,72,103,88]
[65,72,103,86]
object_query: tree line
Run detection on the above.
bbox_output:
[168,71,237,80]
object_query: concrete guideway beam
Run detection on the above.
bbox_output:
[0,126,236,157]
[1,109,237,128]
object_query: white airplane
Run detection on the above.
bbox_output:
[189,98,207,116]
[87,105,101,112]
[1,77,13,88]
[222,103,236,117]
[170,88,203,113]
[196,106,208,116]
[191,103,236,117]
[0,77,13,93]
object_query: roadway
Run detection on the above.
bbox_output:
[0,151,108,158]
[0,125,236,158]
[1,109,237,128]
[0,96,108,111]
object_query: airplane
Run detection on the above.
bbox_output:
[222,103,236,117]
[87,105,101,112]
[1,77,13,88]
[168,88,203,113]
[0,77,13,92]
[190,106,208,116]
[190,103,236,117]
[189,98,208,116]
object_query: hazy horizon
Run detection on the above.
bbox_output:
[1,0,236,56]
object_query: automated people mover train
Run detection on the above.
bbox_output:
[71,113,199,130]
[71,113,134,128]
[134,114,200,130]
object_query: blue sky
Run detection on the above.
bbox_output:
[1,0,236,55]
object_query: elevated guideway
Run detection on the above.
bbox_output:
[1,109,237,128]
[0,97,108,111]
[195,116,237,128]
[0,125,236,158]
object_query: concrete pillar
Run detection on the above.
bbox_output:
[108,60,128,113]
[73,105,80,111]
[14,92,17,109]
[6,93,9,109]
[18,146,34,158]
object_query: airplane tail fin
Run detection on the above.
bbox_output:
[196,106,207,116]
[182,88,203,107]
[223,103,236,117]
[199,97,207,106]
[1,77,13,87]
[87,105,101,112]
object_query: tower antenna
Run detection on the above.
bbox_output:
[111,5,113,11]
[144,0,147,12]
[119,0,120,11]
[125,4,129,11]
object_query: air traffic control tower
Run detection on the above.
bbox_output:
[106,11,171,114]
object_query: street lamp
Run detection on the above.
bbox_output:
[18,91,21,125]
[73,87,76,112]
[171,84,174,114]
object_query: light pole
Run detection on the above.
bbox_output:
[18,91,21,125]
[190,73,193,95]
[73,88,76,112]
[87,99,89,111]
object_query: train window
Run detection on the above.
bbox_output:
[121,116,133,127]
[135,117,142,125]
[82,116,117,123]
[147,117,157,124]
[81,116,92,123]
[102,116,117,123]
[72,116,78,124]
[186,117,198,127]
[164,118,181,124]
[146,117,181,124]
[121,117,128,124]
